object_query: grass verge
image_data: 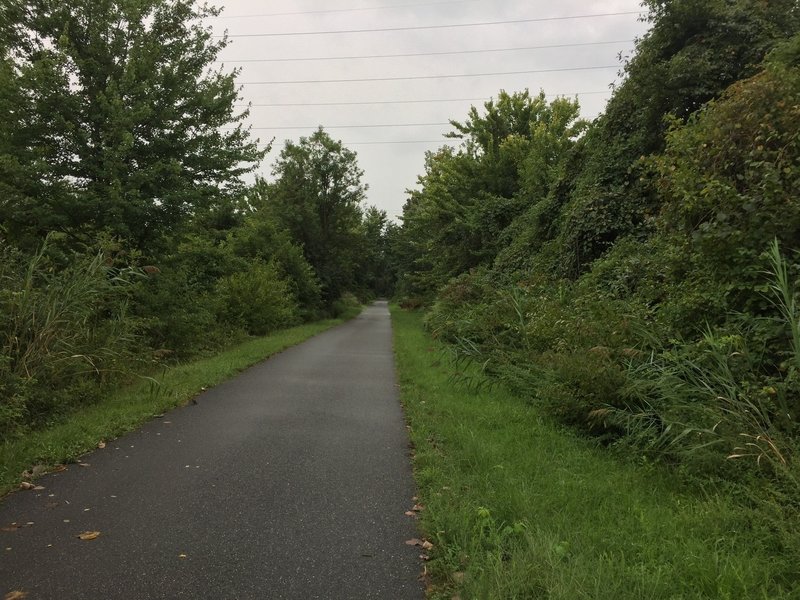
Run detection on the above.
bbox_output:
[391,306,797,599]
[0,314,356,496]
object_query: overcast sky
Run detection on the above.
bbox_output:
[206,0,650,220]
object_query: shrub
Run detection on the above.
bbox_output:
[215,261,299,335]
[330,292,361,318]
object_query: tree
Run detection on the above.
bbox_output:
[554,0,800,275]
[0,0,265,252]
[259,128,366,306]
[397,91,586,297]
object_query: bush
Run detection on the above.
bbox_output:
[215,261,299,335]
[330,292,361,318]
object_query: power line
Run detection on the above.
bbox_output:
[243,123,451,130]
[217,11,644,38]
[238,65,619,85]
[235,91,609,107]
[344,140,458,145]
[212,0,481,19]
[219,40,634,63]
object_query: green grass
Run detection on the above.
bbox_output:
[0,315,355,495]
[391,306,797,599]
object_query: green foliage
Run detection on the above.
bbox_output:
[0,0,265,251]
[232,212,322,316]
[330,292,362,319]
[215,260,299,336]
[0,238,139,433]
[261,128,367,307]
[397,91,586,299]
[392,3,800,503]
[393,307,800,599]
[553,0,800,275]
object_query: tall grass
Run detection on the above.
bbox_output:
[391,306,799,599]
[0,240,139,433]
[616,240,800,482]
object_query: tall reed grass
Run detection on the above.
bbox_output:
[0,239,139,433]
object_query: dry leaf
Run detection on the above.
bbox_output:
[97,442,106,449]
[18,482,34,491]
[178,553,187,559]
[405,538,423,547]
[77,531,101,541]
[5,591,28,600]
[33,486,45,491]
[421,540,434,551]
[0,525,20,532]
[412,504,424,512]
[78,463,90,468]
[419,553,430,561]
[404,511,416,517]
[51,465,67,473]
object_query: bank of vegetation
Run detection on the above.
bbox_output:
[389,0,800,594]
[392,308,797,599]
[0,2,389,462]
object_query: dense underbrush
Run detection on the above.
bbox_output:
[393,10,800,516]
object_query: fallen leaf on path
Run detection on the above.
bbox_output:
[178,553,187,559]
[97,442,106,449]
[405,538,423,547]
[18,482,34,491]
[51,465,67,473]
[419,553,430,561]
[78,463,90,468]
[0,525,20,532]
[77,531,100,541]
[33,486,45,491]
[404,511,416,517]
[422,540,434,551]
[4,591,28,600]
[412,504,424,512]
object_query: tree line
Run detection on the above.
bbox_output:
[0,1,391,435]
[390,0,800,490]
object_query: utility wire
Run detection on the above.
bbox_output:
[217,11,644,38]
[237,65,619,85]
[243,123,451,130]
[219,40,634,63]
[212,0,482,19]
[344,140,458,145]
[234,91,609,107]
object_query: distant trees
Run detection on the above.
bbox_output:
[254,128,389,306]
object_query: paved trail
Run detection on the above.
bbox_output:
[0,302,423,599]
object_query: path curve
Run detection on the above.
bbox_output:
[0,301,423,599]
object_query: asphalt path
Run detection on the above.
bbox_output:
[0,301,423,599]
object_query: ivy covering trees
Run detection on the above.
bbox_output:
[393,0,800,498]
